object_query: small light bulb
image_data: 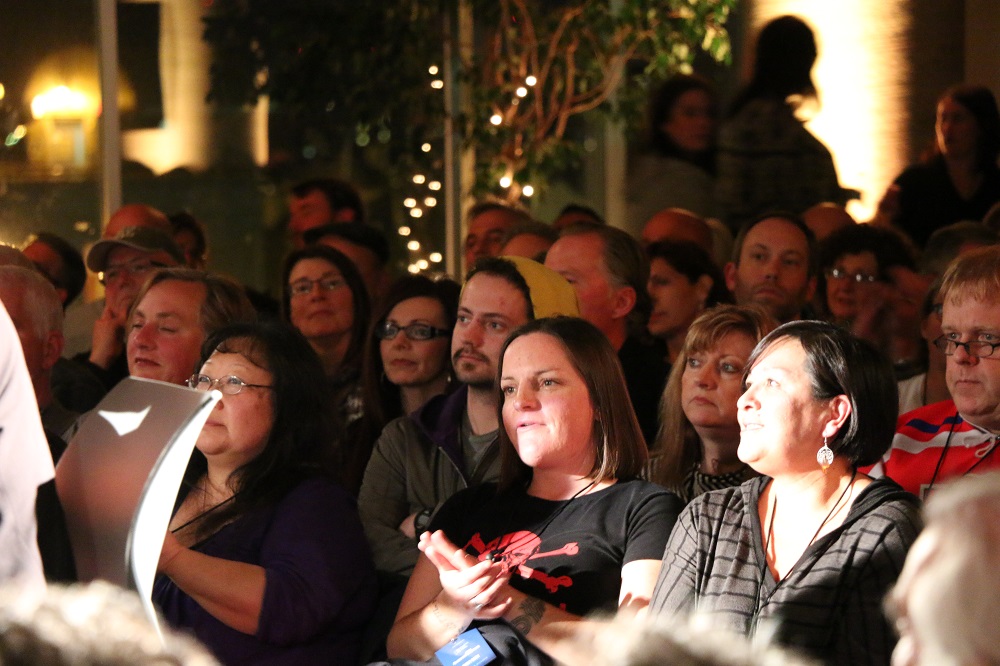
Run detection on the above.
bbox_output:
[403,198,417,208]
[516,87,528,98]
[522,185,535,197]
[421,143,432,152]
[499,176,512,188]
[431,80,444,89]
[424,197,437,207]
[410,208,423,218]
[407,240,421,251]
[430,252,443,263]
[408,264,420,274]
[428,181,442,191]
[428,65,439,75]
[490,114,503,126]
[413,174,426,184]
[525,75,537,86]
[417,259,429,270]
[398,226,412,236]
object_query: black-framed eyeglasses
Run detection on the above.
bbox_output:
[288,277,345,297]
[187,374,274,395]
[933,336,1000,358]
[375,321,451,341]
[99,260,168,286]
[825,267,877,284]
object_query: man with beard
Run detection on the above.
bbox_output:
[724,213,817,324]
[358,257,578,578]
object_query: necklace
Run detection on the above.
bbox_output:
[487,479,597,565]
[171,494,236,534]
[763,470,857,582]
[750,472,857,631]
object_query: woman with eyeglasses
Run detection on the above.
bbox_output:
[282,245,371,486]
[816,224,924,379]
[154,320,377,665]
[350,275,461,495]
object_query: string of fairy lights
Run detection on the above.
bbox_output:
[400,63,537,274]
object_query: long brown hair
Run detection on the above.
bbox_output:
[652,305,775,492]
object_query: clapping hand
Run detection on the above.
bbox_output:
[419,529,513,624]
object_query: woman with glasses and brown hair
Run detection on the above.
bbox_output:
[350,275,461,495]
[154,320,376,665]
[282,245,372,489]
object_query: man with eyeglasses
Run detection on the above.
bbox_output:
[358,257,579,583]
[71,226,184,393]
[875,246,1000,498]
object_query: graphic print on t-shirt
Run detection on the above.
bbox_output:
[465,530,579,593]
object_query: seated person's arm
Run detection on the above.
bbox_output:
[496,554,661,662]
[158,531,266,635]
[387,530,660,662]
[358,425,426,573]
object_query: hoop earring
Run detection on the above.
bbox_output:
[817,436,834,471]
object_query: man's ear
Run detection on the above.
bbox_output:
[804,275,817,304]
[610,286,637,321]
[42,330,64,372]
[694,274,714,309]
[724,261,738,293]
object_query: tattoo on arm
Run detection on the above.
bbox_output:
[509,597,545,636]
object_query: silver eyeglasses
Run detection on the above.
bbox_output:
[825,267,877,284]
[288,277,345,297]
[933,336,1000,358]
[187,374,273,395]
[375,322,451,341]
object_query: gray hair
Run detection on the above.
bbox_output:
[0,266,63,340]
[887,472,1000,665]
[0,580,220,665]
[569,613,817,666]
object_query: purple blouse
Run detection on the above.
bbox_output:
[154,477,376,665]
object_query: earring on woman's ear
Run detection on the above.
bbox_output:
[817,436,834,471]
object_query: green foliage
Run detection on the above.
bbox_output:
[202,0,735,201]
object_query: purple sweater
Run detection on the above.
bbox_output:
[154,477,376,665]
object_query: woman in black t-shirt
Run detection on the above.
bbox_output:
[386,317,682,664]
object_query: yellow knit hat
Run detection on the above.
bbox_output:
[501,256,579,319]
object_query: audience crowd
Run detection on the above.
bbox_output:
[4,13,1000,666]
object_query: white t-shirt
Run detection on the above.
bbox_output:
[0,301,55,592]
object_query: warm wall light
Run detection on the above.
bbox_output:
[30,85,96,119]
[748,0,911,221]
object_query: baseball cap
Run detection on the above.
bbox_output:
[86,226,185,272]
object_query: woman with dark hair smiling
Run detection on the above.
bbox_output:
[650,321,921,664]
[153,321,376,665]
[386,317,681,664]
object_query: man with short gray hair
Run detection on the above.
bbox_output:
[545,224,668,443]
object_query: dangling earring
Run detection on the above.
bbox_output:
[817,436,834,471]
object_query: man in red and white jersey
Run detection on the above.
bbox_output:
[874,246,1000,498]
